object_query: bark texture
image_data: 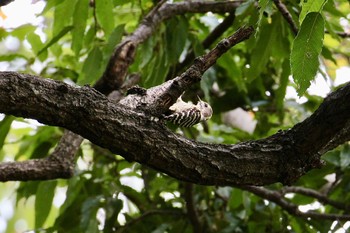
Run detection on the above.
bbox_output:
[1,72,350,185]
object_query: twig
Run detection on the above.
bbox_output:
[243,186,350,221]
[273,0,298,35]
[281,186,350,212]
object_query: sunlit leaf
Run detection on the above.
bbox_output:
[78,46,103,85]
[53,0,75,37]
[0,116,14,152]
[38,26,74,56]
[35,180,57,228]
[72,0,90,56]
[166,16,188,63]
[300,0,327,24]
[291,12,324,96]
[95,0,115,38]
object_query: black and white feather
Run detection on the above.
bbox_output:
[164,108,202,127]
[164,94,213,127]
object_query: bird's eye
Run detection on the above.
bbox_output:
[204,103,208,107]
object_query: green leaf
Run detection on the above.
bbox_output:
[247,16,285,81]
[27,32,43,55]
[103,24,125,59]
[144,51,169,88]
[17,181,41,203]
[10,24,36,40]
[38,26,74,56]
[80,196,102,233]
[300,0,327,24]
[35,180,57,228]
[53,0,75,37]
[217,50,246,92]
[0,116,14,151]
[165,16,188,63]
[290,12,324,96]
[78,46,103,85]
[72,0,90,56]
[96,0,115,38]
[256,0,273,34]
[340,144,350,170]
[275,59,290,116]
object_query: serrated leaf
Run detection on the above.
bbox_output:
[0,116,14,151]
[300,0,327,24]
[72,0,90,56]
[291,12,324,96]
[35,180,57,228]
[38,26,74,56]
[78,46,103,85]
[96,0,115,38]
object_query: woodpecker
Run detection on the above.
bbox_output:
[164,94,213,127]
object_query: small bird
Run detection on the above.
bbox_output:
[164,94,213,127]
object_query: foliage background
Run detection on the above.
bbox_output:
[0,0,350,232]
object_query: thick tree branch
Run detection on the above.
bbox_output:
[0,130,82,181]
[0,72,350,185]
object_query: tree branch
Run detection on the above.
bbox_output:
[0,72,350,185]
[273,0,298,35]
[243,186,350,221]
[183,183,202,233]
[0,1,247,183]
[97,0,245,94]
[281,186,350,212]
[0,130,82,181]
[119,26,254,115]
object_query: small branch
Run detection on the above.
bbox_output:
[119,26,254,115]
[273,0,298,35]
[281,186,350,212]
[98,1,244,95]
[243,186,350,221]
[184,183,203,233]
[0,130,82,182]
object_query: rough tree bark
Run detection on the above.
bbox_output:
[0,71,350,185]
